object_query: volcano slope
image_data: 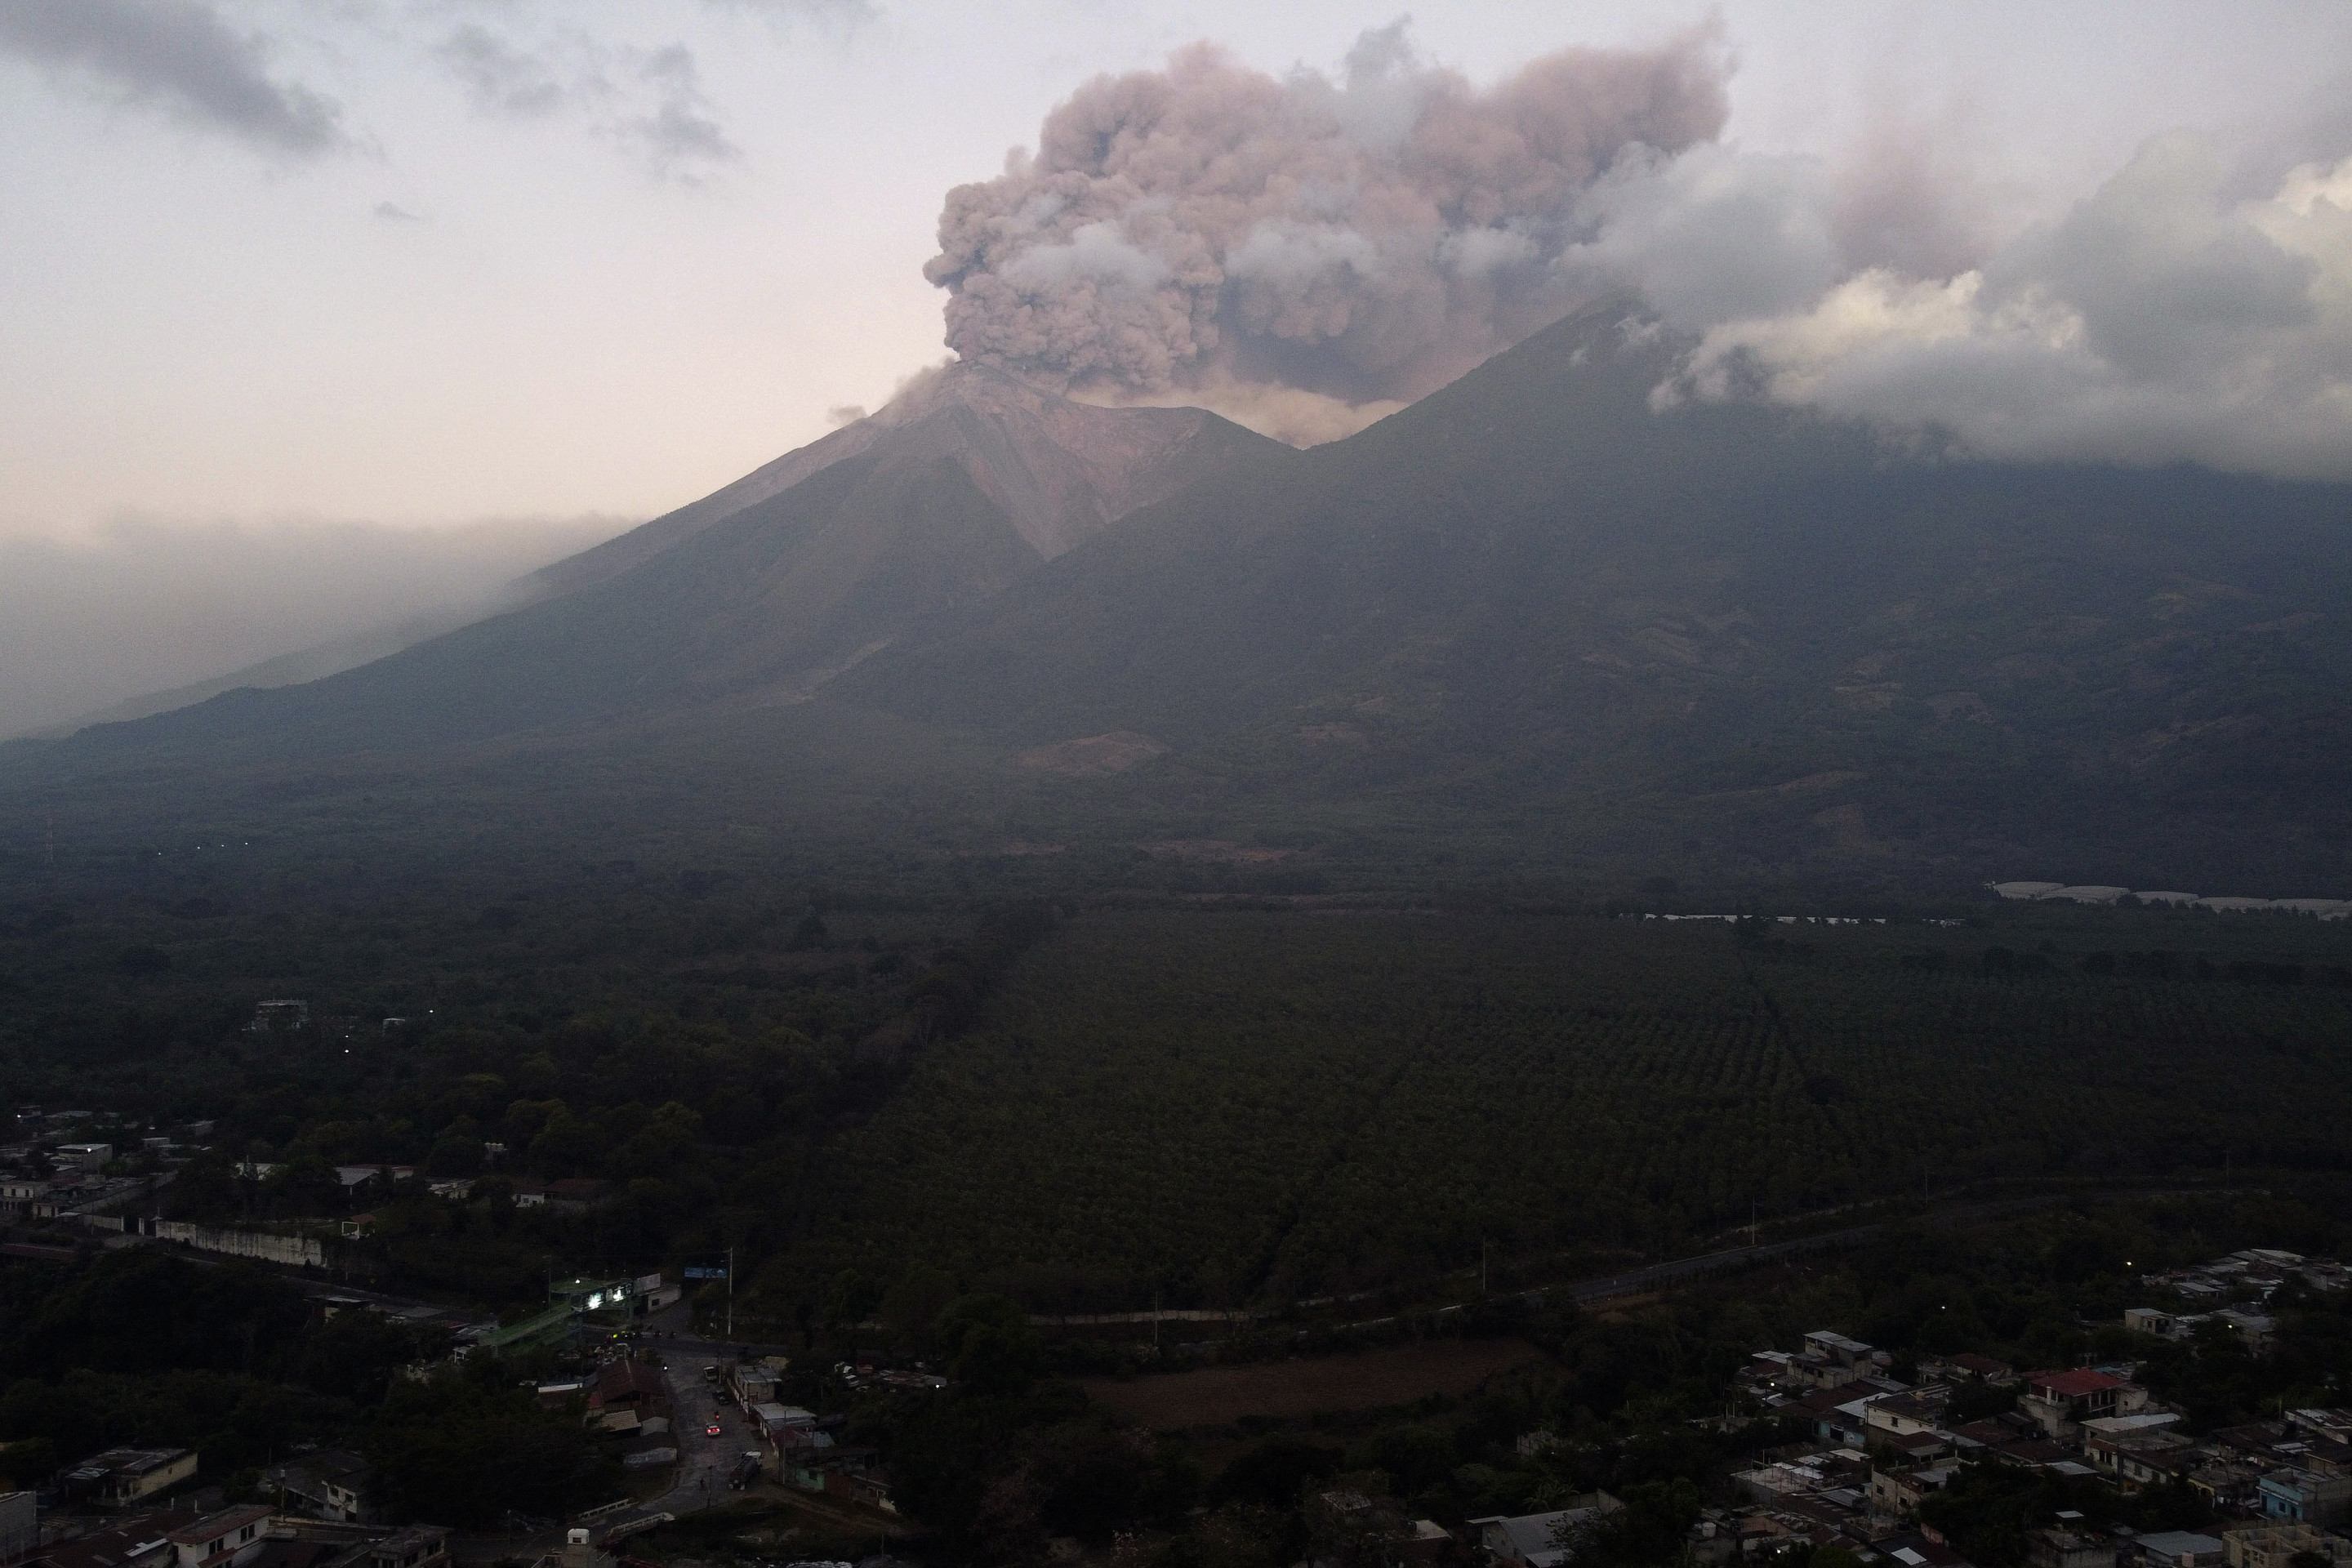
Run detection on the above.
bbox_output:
[32,364,1282,760]
[9,307,2352,896]
[831,307,2352,892]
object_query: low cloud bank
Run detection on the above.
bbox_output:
[0,514,624,738]
[0,0,349,156]
[1652,136,2352,482]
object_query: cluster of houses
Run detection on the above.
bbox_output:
[1677,1248,2352,1568]
[710,1356,901,1513]
[1989,884,2352,917]
[2122,1250,2352,1355]
[0,1107,206,1225]
[230,1160,614,1218]
[8,1446,448,1568]
[534,1344,910,1512]
[1446,1247,2347,1568]
[532,1354,683,1474]
[2,1095,639,1267]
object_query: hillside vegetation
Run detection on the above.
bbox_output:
[10,311,2352,894]
[777,904,2352,1312]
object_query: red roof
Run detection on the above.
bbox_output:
[593,1359,664,1403]
[1798,1381,1882,1414]
[167,1506,274,1547]
[2029,1368,2127,1397]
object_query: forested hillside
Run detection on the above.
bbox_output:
[9,859,2350,1328]
[774,904,2352,1313]
[10,310,2352,895]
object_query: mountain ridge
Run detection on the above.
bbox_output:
[29,364,1281,754]
[14,305,2352,889]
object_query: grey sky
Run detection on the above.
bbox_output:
[2,0,2349,730]
[0,0,349,154]
[6,0,2349,532]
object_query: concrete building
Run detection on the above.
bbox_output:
[0,1492,35,1564]
[64,1449,196,1508]
[250,1001,310,1034]
[363,1526,448,1568]
[264,1450,374,1523]
[165,1507,272,1568]
[1868,1462,1958,1518]
[30,1512,177,1568]
[2257,1468,2352,1526]
[2224,1523,2352,1568]
[2138,1534,2227,1568]
[2029,1526,2118,1568]
[2023,1369,2147,1441]
[1470,1507,1597,1568]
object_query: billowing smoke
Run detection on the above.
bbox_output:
[924,24,1731,442]
[925,27,2352,480]
[1653,132,2352,482]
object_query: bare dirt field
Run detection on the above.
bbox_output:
[1080,1336,1548,1430]
[1014,730,1167,776]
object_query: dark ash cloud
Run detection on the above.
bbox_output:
[0,0,349,154]
[928,22,2352,478]
[924,23,1731,440]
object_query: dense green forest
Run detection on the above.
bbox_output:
[7,1144,2344,1557]
[0,1248,612,1526]
[781,906,2352,1312]
[798,1194,2352,1563]
[7,847,2351,1323]
[7,832,2352,1561]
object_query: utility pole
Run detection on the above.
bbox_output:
[725,1246,734,1345]
[1480,1238,1489,1298]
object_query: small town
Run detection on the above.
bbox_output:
[9,6,2352,1568]
[0,1101,927,1544]
[1704,1250,2352,1568]
[2,1088,2348,1568]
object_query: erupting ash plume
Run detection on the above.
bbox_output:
[924,23,1729,443]
[921,21,2352,477]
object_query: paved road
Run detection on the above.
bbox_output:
[652,1352,753,1512]
[453,1359,755,1560]
[1559,1223,1888,1304]
[1312,1187,2198,1337]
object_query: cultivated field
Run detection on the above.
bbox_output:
[1080,1336,1546,1430]
[788,906,2352,1312]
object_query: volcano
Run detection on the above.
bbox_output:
[20,308,2352,889]
[56,363,1283,753]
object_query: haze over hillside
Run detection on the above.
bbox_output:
[0,514,623,739]
[5,7,2352,902]
[10,13,2352,1553]
[13,304,2352,895]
